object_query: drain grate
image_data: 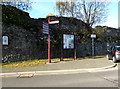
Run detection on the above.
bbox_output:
[17,74,34,78]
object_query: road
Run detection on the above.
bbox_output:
[2,64,119,87]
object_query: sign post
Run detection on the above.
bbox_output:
[42,17,59,63]
[42,23,51,63]
[91,34,96,56]
[48,34,51,63]
[47,17,59,63]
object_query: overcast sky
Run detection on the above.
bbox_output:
[25,0,119,28]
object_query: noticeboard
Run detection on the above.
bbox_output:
[63,34,74,49]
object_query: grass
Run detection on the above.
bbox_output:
[1,59,46,69]
[78,55,105,59]
[1,58,73,69]
[0,55,105,69]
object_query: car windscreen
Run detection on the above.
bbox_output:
[116,47,120,51]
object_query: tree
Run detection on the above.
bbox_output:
[2,0,32,11]
[56,0,109,27]
[56,1,76,17]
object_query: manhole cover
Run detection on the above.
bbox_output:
[17,74,34,78]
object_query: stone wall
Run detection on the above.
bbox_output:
[76,42,107,57]
[2,23,119,63]
[2,23,47,63]
[2,5,119,63]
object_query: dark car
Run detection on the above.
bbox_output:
[106,46,120,63]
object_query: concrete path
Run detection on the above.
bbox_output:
[1,57,117,77]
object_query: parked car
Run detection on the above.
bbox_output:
[106,46,120,63]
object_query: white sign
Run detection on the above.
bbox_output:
[2,36,8,45]
[63,34,74,49]
[43,23,49,34]
[48,21,59,24]
[91,34,96,38]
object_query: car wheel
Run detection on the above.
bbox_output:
[106,55,110,60]
[113,56,117,63]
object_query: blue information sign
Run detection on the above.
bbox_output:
[63,34,74,49]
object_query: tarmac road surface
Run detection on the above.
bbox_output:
[2,66,119,87]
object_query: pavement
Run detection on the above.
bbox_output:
[1,57,117,77]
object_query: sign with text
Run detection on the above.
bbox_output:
[63,34,74,49]
[91,34,96,38]
[43,23,49,34]
[2,36,8,45]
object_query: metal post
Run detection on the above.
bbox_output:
[48,34,51,63]
[92,38,94,56]
[60,34,63,61]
